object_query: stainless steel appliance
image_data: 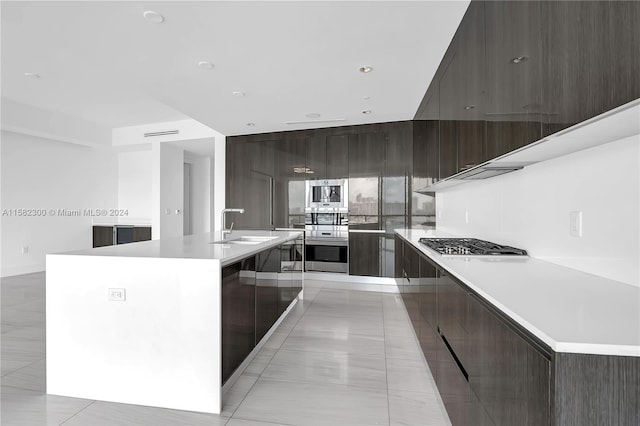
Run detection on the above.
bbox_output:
[304,212,349,273]
[419,238,528,257]
[305,179,348,211]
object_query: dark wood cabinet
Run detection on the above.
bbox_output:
[541,1,640,136]
[222,239,303,384]
[414,0,640,188]
[132,227,151,243]
[484,0,543,158]
[255,248,279,343]
[325,134,349,179]
[92,226,151,248]
[221,258,256,383]
[92,226,113,247]
[396,236,550,426]
[395,235,640,426]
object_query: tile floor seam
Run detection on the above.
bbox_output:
[226,416,299,426]
[0,357,43,378]
[382,293,391,426]
[57,399,97,426]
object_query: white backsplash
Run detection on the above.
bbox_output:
[436,134,639,287]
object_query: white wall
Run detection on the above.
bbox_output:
[213,132,226,231]
[117,149,152,225]
[436,135,640,287]
[1,131,118,276]
[151,143,184,239]
[184,153,212,235]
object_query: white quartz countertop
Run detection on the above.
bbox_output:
[396,229,640,357]
[58,230,303,266]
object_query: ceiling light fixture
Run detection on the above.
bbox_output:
[246,122,255,127]
[198,61,214,70]
[143,10,165,24]
[510,56,528,64]
[305,113,321,119]
[463,105,476,110]
[232,91,245,97]
[362,110,372,114]
[359,66,373,73]
[24,72,40,79]
[363,96,371,100]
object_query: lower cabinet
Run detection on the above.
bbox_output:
[397,239,549,426]
[397,236,640,426]
[222,236,304,384]
[92,225,152,248]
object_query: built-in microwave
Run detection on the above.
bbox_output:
[305,179,348,211]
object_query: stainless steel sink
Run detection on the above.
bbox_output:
[210,235,278,245]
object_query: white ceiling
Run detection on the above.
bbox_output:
[1,1,469,137]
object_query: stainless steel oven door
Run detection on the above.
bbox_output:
[305,238,348,274]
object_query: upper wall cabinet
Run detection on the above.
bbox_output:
[484,0,543,158]
[414,0,640,187]
[541,1,640,136]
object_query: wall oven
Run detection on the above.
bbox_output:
[305,235,348,274]
[304,212,349,273]
[305,179,348,211]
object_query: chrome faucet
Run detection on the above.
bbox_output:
[221,208,245,236]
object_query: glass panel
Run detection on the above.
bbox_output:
[288,180,305,215]
[382,176,406,215]
[349,177,379,216]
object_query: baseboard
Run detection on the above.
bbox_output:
[1,263,46,278]
[303,271,398,285]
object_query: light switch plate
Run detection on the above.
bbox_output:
[570,211,583,237]
[108,288,126,302]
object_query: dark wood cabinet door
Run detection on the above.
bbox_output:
[92,226,113,248]
[418,255,439,375]
[348,225,381,277]
[132,227,151,242]
[437,269,469,369]
[305,136,326,179]
[255,248,280,343]
[541,1,640,136]
[274,136,306,228]
[325,134,349,179]
[221,259,256,383]
[226,138,275,230]
[485,0,543,158]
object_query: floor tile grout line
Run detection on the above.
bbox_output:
[382,291,391,426]
[57,399,97,426]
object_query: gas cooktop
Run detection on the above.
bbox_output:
[418,238,528,257]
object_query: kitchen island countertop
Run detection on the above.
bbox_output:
[396,228,640,357]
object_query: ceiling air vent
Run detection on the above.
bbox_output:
[144,130,180,137]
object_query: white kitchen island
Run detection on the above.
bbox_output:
[46,230,303,414]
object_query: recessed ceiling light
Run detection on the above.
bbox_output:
[359,66,373,73]
[362,110,372,114]
[463,105,476,110]
[246,122,255,127]
[510,56,528,64]
[198,61,214,70]
[143,10,165,24]
[232,91,245,97]
[24,72,40,79]
[363,96,371,100]
[305,113,321,119]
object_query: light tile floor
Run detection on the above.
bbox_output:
[1,272,450,426]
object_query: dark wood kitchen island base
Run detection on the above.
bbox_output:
[395,232,640,426]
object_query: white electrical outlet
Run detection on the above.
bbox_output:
[21,246,29,255]
[570,211,583,237]
[108,288,126,302]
